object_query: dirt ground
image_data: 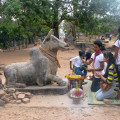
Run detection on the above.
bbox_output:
[0,42,120,120]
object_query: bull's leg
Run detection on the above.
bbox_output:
[47,74,66,86]
[36,76,44,86]
[5,69,17,87]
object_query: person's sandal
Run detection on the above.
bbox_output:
[87,76,93,80]
[82,81,87,85]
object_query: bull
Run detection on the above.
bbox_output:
[4,29,68,87]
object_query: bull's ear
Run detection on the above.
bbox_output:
[42,29,54,44]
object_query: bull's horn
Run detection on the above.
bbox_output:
[42,29,54,44]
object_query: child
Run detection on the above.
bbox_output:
[83,40,104,92]
[85,51,92,61]
[82,51,92,85]
[70,50,86,77]
[101,45,106,53]
[70,51,86,89]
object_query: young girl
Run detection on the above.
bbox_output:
[95,52,119,101]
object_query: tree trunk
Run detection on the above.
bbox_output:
[28,38,31,44]
[18,40,20,50]
[31,38,34,44]
[3,42,7,49]
[89,36,91,42]
[72,0,78,39]
[78,33,80,40]
[8,42,11,51]
[53,0,59,38]
[22,40,24,48]
[14,41,16,51]
[54,25,59,38]
[25,39,28,48]
[72,23,76,39]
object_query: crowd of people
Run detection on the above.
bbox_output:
[69,27,120,101]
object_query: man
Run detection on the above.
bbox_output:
[83,40,104,92]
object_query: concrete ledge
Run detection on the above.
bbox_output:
[16,85,68,95]
[75,42,85,45]
[75,42,86,48]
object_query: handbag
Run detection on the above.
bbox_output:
[100,80,111,92]
[100,65,116,92]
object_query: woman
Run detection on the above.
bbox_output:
[95,52,119,101]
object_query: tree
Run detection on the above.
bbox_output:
[1,0,120,40]
[71,0,120,38]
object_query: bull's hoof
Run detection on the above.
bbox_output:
[58,81,66,86]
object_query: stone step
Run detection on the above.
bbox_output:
[16,85,68,95]
[75,42,86,48]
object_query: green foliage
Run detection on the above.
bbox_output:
[71,0,120,36]
[0,24,25,48]
[0,0,120,45]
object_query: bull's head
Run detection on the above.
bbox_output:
[42,29,68,51]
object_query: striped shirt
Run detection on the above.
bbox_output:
[106,64,119,93]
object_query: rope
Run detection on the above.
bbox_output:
[89,64,96,72]
[38,45,61,68]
